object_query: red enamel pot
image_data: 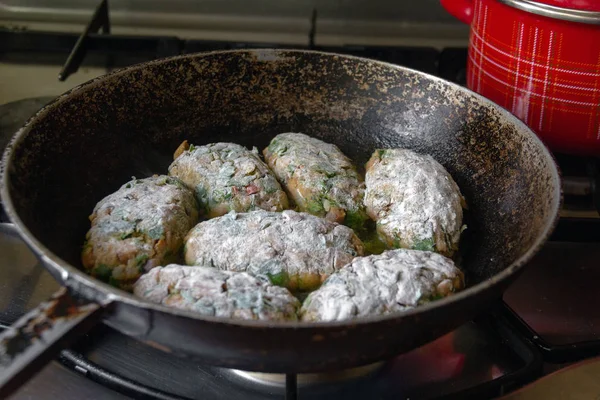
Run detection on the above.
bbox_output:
[441,0,600,156]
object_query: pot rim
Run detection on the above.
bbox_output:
[497,0,600,24]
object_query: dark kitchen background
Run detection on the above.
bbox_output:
[0,0,468,103]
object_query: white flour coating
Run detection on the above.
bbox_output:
[169,142,288,218]
[300,249,465,322]
[82,175,199,290]
[184,210,364,292]
[263,133,368,230]
[133,264,300,321]
[364,149,466,257]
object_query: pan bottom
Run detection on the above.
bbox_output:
[227,362,385,387]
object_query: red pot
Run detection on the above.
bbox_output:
[441,0,600,156]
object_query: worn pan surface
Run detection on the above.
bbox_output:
[1,50,560,376]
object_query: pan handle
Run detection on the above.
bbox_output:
[0,286,106,398]
[440,0,474,24]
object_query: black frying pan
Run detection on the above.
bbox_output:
[0,49,561,397]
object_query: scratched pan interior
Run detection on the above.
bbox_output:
[1,49,560,373]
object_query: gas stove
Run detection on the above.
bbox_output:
[1,8,600,399]
[2,218,598,400]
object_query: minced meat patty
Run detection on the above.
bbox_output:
[300,249,465,322]
[169,141,289,218]
[364,149,466,257]
[82,175,199,291]
[263,133,368,232]
[184,210,364,293]
[133,264,300,321]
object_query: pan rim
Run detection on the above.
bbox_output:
[0,48,562,329]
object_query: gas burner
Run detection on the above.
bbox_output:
[227,362,384,388]
[51,315,540,400]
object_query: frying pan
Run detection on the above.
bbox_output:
[0,49,560,397]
